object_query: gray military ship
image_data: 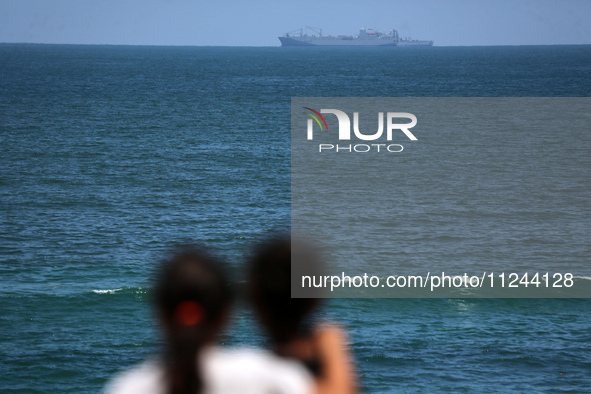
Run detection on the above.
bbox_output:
[279,27,433,47]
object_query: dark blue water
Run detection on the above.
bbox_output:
[1,44,590,393]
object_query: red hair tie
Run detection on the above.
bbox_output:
[174,301,205,326]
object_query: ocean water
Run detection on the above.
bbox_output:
[1,44,590,392]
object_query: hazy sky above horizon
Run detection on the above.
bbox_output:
[1,0,590,46]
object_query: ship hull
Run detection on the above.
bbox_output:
[397,40,434,47]
[279,36,399,47]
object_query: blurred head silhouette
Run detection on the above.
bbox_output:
[154,245,232,394]
[248,234,323,346]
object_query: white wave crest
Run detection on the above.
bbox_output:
[92,288,123,294]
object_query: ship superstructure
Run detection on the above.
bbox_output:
[279,27,433,47]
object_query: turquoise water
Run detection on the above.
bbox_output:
[1,44,590,392]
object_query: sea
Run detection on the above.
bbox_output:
[1,44,590,393]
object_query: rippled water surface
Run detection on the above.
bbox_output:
[1,44,590,392]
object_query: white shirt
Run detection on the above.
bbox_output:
[105,347,313,394]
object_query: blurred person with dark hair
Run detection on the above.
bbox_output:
[249,235,357,394]
[106,245,313,394]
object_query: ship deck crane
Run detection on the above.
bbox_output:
[305,26,323,37]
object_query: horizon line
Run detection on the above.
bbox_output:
[2,41,591,48]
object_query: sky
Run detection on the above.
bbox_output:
[0,0,590,46]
